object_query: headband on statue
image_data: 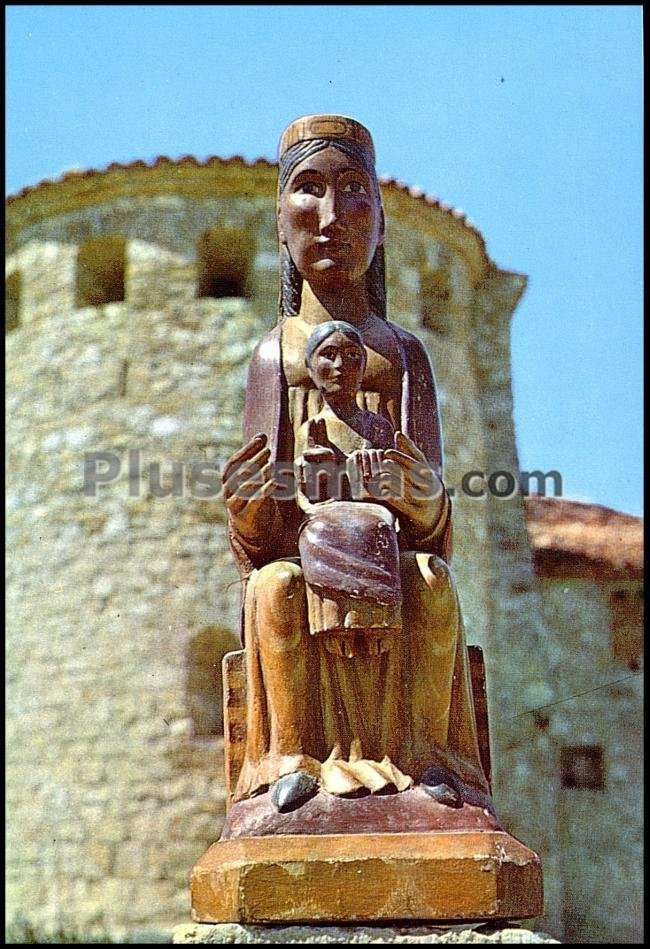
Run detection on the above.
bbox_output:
[278,114,376,165]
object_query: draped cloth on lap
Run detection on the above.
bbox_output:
[299,502,402,607]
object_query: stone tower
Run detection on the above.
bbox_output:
[6,157,560,937]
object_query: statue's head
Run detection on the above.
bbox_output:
[277,114,386,321]
[304,320,367,397]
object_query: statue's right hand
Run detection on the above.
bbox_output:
[295,418,337,501]
[222,433,276,537]
[306,417,328,450]
[295,445,338,501]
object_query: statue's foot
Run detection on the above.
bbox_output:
[271,772,319,813]
[420,766,463,808]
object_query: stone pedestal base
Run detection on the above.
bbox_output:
[190,831,543,925]
[173,922,559,944]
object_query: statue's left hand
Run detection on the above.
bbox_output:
[381,431,446,534]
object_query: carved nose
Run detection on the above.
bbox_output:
[320,211,338,233]
[319,191,339,232]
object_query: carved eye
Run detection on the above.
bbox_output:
[342,180,367,195]
[297,180,325,197]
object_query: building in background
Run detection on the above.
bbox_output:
[525,496,643,944]
[5,158,642,942]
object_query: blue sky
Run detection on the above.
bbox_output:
[6,5,643,515]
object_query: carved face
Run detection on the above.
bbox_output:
[278,146,384,289]
[307,329,366,396]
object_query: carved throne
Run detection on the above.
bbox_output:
[221,644,492,810]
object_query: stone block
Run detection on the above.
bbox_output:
[172,922,559,944]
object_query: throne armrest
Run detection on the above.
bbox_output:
[222,650,248,810]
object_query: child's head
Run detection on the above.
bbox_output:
[305,321,367,397]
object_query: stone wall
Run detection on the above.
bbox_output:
[536,577,643,944]
[5,291,254,932]
[467,273,563,930]
[6,162,559,937]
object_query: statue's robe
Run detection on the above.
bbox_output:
[227,322,489,801]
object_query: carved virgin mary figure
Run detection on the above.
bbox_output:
[221,115,491,822]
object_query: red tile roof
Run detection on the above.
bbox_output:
[525,496,643,579]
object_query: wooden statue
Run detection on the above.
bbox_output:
[191,114,543,926]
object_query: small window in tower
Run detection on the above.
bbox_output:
[609,585,644,669]
[6,271,21,332]
[76,236,127,307]
[197,227,254,299]
[186,626,238,738]
[560,745,605,790]
[421,267,452,334]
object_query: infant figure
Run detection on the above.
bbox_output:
[295,321,403,658]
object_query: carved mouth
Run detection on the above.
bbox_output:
[312,242,350,271]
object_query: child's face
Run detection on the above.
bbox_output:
[308,330,366,396]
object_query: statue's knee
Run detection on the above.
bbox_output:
[416,553,453,591]
[258,561,304,602]
[255,562,306,648]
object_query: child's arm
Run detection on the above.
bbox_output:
[295,418,339,509]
